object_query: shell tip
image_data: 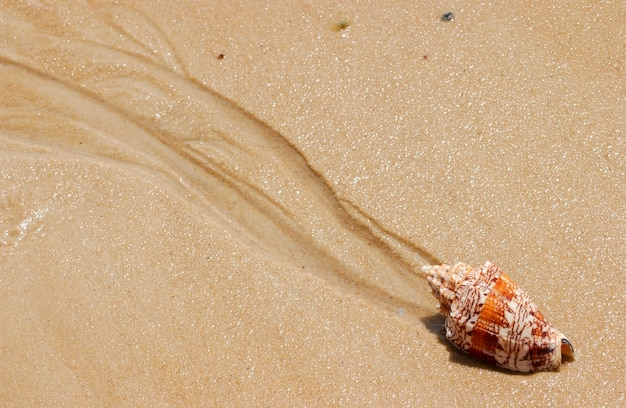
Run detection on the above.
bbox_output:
[420,265,432,273]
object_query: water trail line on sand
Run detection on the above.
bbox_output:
[0,3,441,319]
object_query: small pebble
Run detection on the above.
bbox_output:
[441,12,454,22]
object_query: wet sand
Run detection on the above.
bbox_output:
[1,1,624,406]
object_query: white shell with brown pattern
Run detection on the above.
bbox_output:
[420,261,574,372]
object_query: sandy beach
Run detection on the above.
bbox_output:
[1,1,624,406]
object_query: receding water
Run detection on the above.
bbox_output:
[0,4,440,319]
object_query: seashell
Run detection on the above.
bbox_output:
[420,261,575,372]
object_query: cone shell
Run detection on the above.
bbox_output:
[420,261,574,372]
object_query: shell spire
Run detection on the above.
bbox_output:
[420,261,575,372]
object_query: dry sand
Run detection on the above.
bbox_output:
[1,1,624,406]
